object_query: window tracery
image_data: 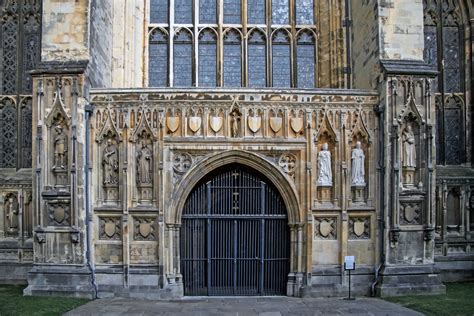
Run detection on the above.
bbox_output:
[148,0,322,88]
[423,0,469,165]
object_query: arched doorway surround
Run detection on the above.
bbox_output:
[166,150,304,296]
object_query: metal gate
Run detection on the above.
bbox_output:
[180,164,290,296]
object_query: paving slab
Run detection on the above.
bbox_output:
[65,297,423,316]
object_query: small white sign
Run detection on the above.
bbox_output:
[344,256,355,270]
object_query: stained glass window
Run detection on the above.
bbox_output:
[272,30,291,87]
[224,0,241,24]
[198,30,217,86]
[175,0,193,24]
[248,0,265,24]
[150,0,168,23]
[296,0,313,25]
[296,31,315,88]
[223,30,242,86]
[272,0,289,24]
[174,30,193,86]
[199,0,217,24]
[149,29,168,87]
[248,30,266,87]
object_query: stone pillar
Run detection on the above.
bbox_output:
[23,62,95,298]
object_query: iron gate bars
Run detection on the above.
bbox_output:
[180,165,290,296]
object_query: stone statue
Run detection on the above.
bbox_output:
[53,124,68,170]
[231,111,240,137]
[137,139,153,185]
[402,124,416,168]
[317,143,332,186]
[351,141,366,186]
[102,139,119,185]
[5,196,18,231]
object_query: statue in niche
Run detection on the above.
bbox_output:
[402,124,416,168]
[102,139,119,185]
[317,143,332,186]
[231,111,240,137]
[53,124,68,170]
[5,196,18,232]
[137,138,153,185]
[351,141,366,186]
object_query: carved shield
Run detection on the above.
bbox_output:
[319,220,332,238]
[188,116,201,133]
[354,221,365,237]
[139,222,151,238]
[404,205,416,223]
[209,116,223,133]
[105,221,116,238]
[248,116,261,133]
[53,206,65,224]
[166,116,180,133]
[269,117,282,133]
[290,117,303,134]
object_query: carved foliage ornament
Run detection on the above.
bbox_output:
[173,152,193,175]
[314,217,337,240]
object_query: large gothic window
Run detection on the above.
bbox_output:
[148,0,319,88]
[423,0,469,165]
[0,0,41,169]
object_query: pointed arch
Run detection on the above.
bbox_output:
[223,28,243,87]
[247,28,267,87]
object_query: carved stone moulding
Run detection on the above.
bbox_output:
[314,216,337,240]
[348,216,370,240]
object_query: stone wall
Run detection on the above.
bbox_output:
[41,0,90,61]
[88,0,113,88]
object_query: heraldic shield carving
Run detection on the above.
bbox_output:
[210,116,223,133]
[270,116,283,133]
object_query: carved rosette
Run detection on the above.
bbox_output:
[99,217,121,240]
[278,153,297,177]
[133,217,156,241]
[349,217,370,239]
[173,152,193,182]
[314,217,337,240]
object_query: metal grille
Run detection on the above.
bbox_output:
[181,165,290,296]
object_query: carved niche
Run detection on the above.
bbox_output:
[45,80,71,189]
[99,217,121,240]
[349,110,371,202]
[349,217,370,239]
[314,217,337,240]
[230,103,242,138]
[96,108,121,204]
[4,193,19,235]
[130,110,157,204]
[133,217,156,241]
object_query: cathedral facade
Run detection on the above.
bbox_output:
[0,0,472,298]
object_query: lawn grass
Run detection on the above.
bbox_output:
[0,285,90,316]
[385,282,474,316]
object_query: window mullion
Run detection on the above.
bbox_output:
[169,0,175,87]
[194,0,199,86]
[218,0,224,86]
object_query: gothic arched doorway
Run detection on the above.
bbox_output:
[180,164,290,296]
